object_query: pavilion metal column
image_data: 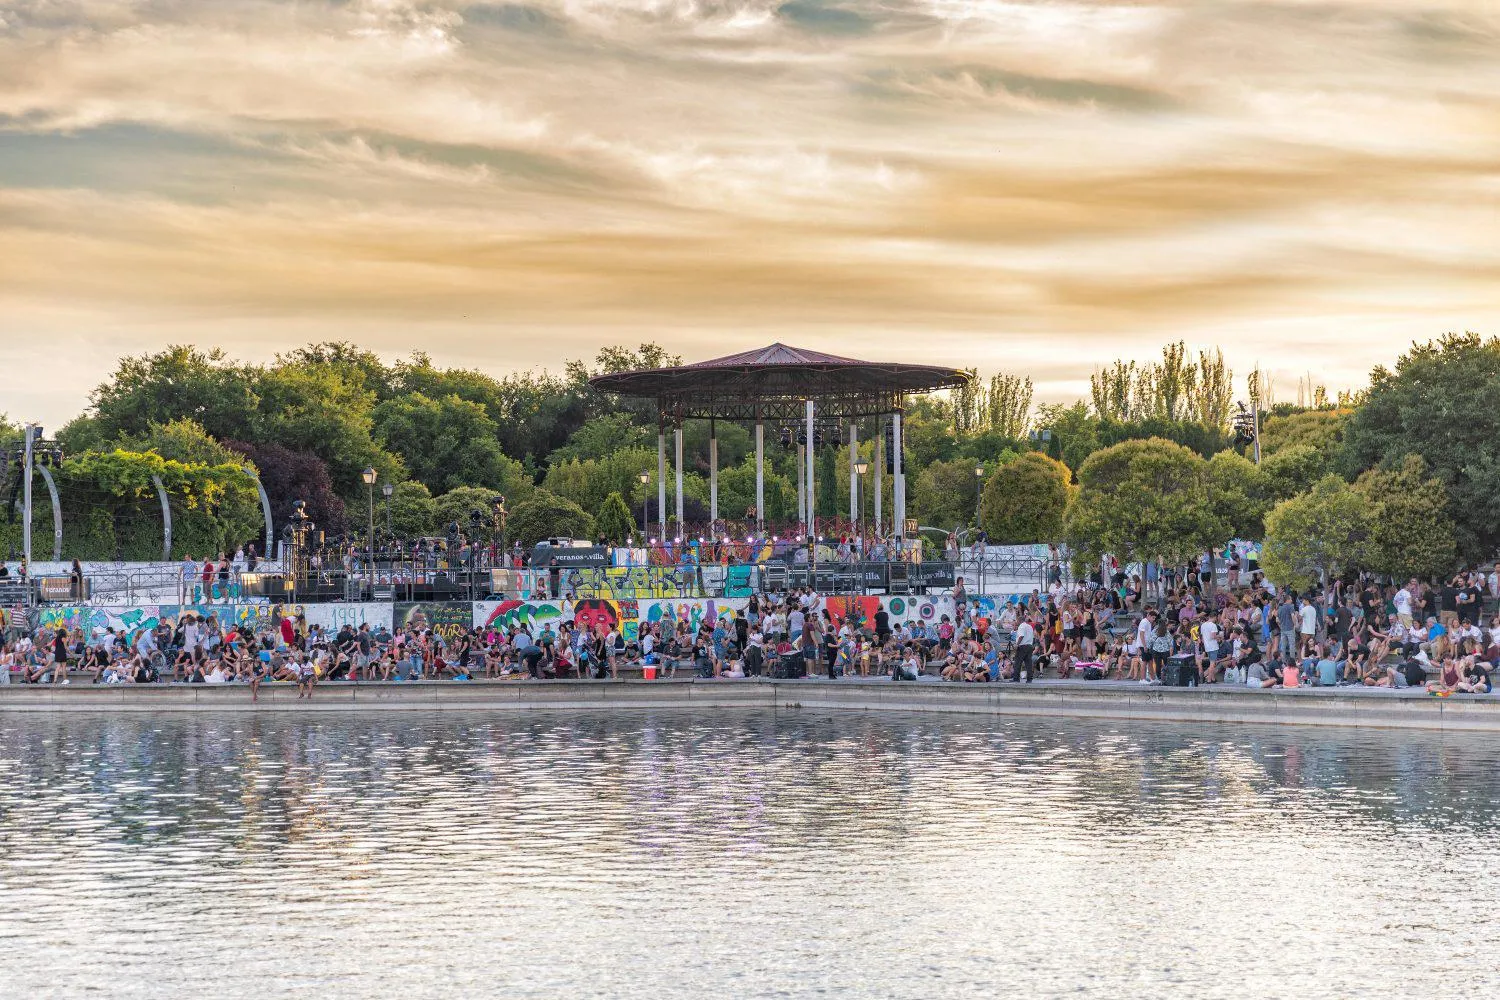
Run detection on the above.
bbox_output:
[709,420,718,524]
[874,416,883,537]
[805,399,815,541]
[657,427,667,538]
[795,442,805,529]
[21,424,33,567]
[754,416,765,532]
[36,463,62,561]
[893,407,905,554]
[848,424,858,524]
[673,420,684,534]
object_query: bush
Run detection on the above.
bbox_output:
[509,490,595,548]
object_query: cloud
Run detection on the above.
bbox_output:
[0,0,1498,429]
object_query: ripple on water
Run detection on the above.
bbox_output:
[0,710,1498,999]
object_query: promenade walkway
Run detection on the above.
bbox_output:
[2,677,1495,732]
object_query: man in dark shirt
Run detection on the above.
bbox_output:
[1440,578,1461,629]
[1458,576,1483,626]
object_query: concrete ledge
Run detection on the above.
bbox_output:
[1,679,1496,731]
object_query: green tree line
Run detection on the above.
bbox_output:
[4,332,1493,572]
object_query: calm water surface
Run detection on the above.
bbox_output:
[1,710,1497,999]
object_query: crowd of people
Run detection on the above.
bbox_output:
[4,557,1499,696]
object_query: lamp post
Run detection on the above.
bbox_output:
[974,464,984,526]
[361,467,376,580]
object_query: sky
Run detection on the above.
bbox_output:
[1,0,1498,430]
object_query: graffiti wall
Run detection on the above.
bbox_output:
[569,599,641,641]
[394,602,472,644]
[23,594,980,643]
[475,599,564,633]
[823,595,955,629]
[304,602,394,633]
[563,567,701,599]
[37,605,171,643]
[179,603,304,628]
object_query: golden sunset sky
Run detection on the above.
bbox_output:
[2,1,1498,428]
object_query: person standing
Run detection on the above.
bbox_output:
[1014,615,1036,683]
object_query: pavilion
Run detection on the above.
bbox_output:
[588,343,969,543]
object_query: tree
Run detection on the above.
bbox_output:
[986,374,1033,438]
[386,481,436,538]
[913,458,983,531]
[89,345,260,443]
[1260,408,1349,458]
[1340,333,1500,560]
[372,392,525,495]
[1261,476,1370,591]
[547,414,652,464]
[1262,444,1328,503]
[596,492,636,543]
[1188,348,1234,429]
[979,452,1072,543]
[1033,401,1100,471]
[118,418,244,467]
[1091,360,1138,421]
[5,449,261,560]
[279,342,395,398]
[508,490,594,547]
[433,487,505,538]
[253,362,400,497]
[1064,438,1220,566]
[716,461,796,523]
[1354,455,1457,580]
[224,440,347,536]
[1206,450,1269,541]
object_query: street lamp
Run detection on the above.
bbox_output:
[974,465,984,525]
[361,467,377,578]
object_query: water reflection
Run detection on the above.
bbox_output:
[1,711,1497,998]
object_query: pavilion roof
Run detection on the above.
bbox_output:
[588,342,969,420]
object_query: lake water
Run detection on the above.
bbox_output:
[0,710,1496,999]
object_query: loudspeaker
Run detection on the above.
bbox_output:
[1161,654,1198,687]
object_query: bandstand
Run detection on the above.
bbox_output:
[588,343,969,544]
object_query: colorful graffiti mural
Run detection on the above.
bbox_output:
[568,599,640,641]
[395,602,473,643]
[37,605,170,642]
[642,598,726,635]
[178,603,305,628]
[476,600,563,632]
[22,594,974,645]
[564,567,701,599]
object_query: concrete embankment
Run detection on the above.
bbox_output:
[1,679,1496,731]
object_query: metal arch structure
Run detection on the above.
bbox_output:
[35,464,63,561]
[244,465,275,561]
[589,343,970,546]
[151,474,172,562]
